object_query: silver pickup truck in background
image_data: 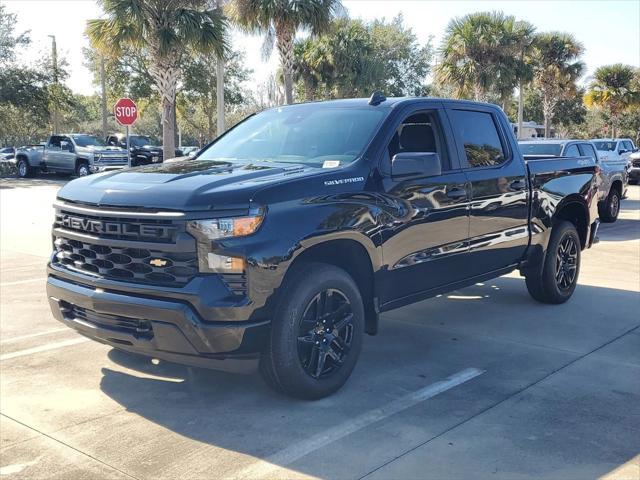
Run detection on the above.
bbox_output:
[519,139,627,223]
[15,134,128,178]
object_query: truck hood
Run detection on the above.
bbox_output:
[57,159,316,211]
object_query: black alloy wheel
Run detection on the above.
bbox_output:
[555,234,578,291]
[297,289,354,379]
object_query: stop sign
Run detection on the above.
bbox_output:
[114,98,138,126]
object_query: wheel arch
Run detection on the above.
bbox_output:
[285,237,379,335]
[553,198,589,249]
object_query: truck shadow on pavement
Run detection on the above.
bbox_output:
[97,276,640,480]
[0,175,70,189]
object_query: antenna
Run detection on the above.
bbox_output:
[368,91,386,106]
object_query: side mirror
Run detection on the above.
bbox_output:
[108,140,117,146]
[391,152,441,179]
[618,149,628,155]
[60,141,72,152]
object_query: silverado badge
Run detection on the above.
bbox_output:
[149,258,168,267]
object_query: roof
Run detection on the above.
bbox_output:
[272,96,502,111]
[591,138,633,142]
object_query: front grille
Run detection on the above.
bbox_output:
[60,301,152,338]
[96,155,128,165]
[53,237,198,286]
[220,273,248,296]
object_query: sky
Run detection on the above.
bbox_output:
[4,0,640,96]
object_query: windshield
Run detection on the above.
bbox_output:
[518,143,563,156]
[71,135,106,147]
[197,104,387,167]
[593,141,617,151]
[130,136,159,147]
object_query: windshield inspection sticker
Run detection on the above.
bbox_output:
[324,176,365,186]
[322,160,341,169]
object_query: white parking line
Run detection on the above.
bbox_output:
[0,278,43,287]
[230,367,485,480]
[0,337,89,361]
[1,328,69,344]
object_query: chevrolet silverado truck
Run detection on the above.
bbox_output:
[16,134,128,178]
[105,133,183,166]
[47,96,599,399]
[519,139,627,223]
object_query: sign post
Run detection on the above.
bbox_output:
[113,97,138,168]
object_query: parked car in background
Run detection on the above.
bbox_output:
[519,139,626,223]
[1,147,16,160]
[180,146,200,157]
[628,149,640,185]
[15,134,128,178]
[591,138,637,162]
[48,97,600,399]
[106,134,183,165]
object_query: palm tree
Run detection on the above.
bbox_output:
[585,64,640,138]
[227,0,344,105]
[531,32,584,138]
[87,0,228,161]
[437,11,514,102]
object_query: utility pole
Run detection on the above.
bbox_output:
[48,35,59,134]
[100,56,108,139]
[215,0,225,136]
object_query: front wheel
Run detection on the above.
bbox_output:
[75,161,90,177]
[599,189,620,223]
[260,262,364,400]
[525,221,581,304]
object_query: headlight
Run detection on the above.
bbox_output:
[187,212,263,273]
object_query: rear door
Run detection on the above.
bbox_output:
[446,106,529,276]
[377,106,470,307]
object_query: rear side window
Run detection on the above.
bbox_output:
[579,144,597,162]
[449,110,507,167]
[564,144,579,157]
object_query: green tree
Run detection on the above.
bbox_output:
[293,16,431,100]
[584,64,640,137]
[0,3,29,67]
[180,49,253,141]
[228,0,344,105]
[436,11,516,101]
[87,0,228,161]
[531,32,584,138]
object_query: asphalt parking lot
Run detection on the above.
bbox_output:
[0,176,639,480]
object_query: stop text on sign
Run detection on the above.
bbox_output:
[113,98,138,126]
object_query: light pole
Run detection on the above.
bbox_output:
[100,56,108,139]
[48,35,59,134]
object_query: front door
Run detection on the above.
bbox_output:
[377,108,470,308]
[445,107,529,276]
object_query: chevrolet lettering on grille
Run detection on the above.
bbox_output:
[57,214,176,240]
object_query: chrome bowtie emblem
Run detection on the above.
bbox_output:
[149,258,167,267]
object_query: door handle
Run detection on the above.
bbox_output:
[509,179,527,191]
[446,188,467,200]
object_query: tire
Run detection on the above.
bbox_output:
[16,158,34,178]
[75,161,90,177]
[525,221,581,304]
[260,262,364,400]
[599,188,620,223]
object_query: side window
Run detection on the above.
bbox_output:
[448,110,507,168]
[564,144,580,157]
[49,136,62,148]
[579,144,597,162]
[623,140,634,151]
[386,110,448,171]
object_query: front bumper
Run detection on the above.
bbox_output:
[47,273,268,373]
[628,167,640,180]
[90,165,127,173]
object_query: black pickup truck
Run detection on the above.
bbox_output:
[105,134,183,166]
[47,96,599,399]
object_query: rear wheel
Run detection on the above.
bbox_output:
[16,158,34,178]
[260,262,364,400]
[525,221,581,304]
[599,188,620,223]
